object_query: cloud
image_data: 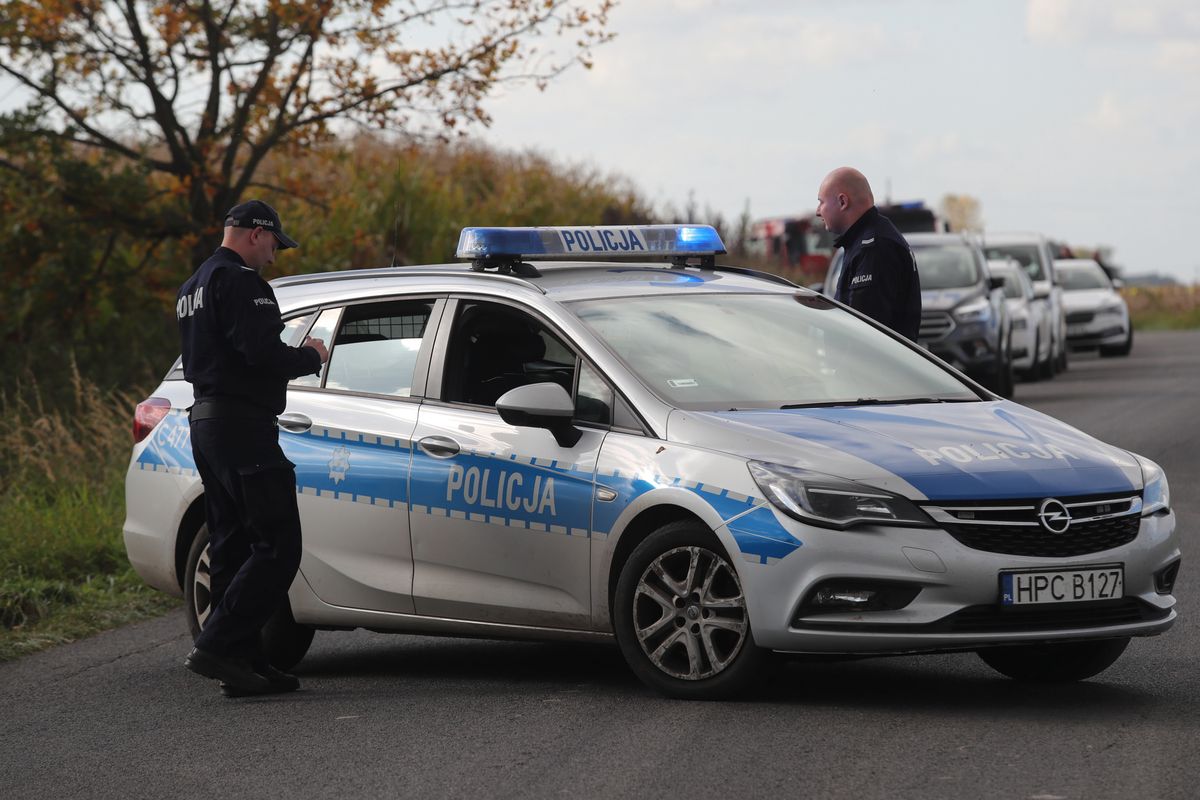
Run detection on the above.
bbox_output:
[1027,0,1200,43]
[1156,40,1200,71]
[1087,92,1126,131]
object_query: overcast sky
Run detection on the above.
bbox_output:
[477,0,1200,283]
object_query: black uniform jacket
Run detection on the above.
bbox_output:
[833,207,922,341]
[177,247,321,415]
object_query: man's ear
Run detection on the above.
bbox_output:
[838,192,850,210]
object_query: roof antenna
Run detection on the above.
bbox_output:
[389,202,401,268]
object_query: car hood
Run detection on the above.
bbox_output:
[667,402,1142,501]
[1062,289,1119,311]
[921,287,983,312]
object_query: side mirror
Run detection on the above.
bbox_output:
[495,382,582,448]
[808,282,825,295]
[1112,278,1125,290]
[988,276,1005,291]
[1032,285,1051,300]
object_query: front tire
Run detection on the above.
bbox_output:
[613,522,765,699]
[977,637,1130,682]
[1101,326,1133,357]
[183,524,315,671]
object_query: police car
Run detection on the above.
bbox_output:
[124,225,1179,699]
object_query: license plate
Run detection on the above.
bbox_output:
[1000,566,1124,606]
[1067,324,1089,336]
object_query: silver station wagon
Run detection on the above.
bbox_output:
[124,225,1179,699]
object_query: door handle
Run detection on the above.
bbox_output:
[418,436,461,459]
[277,412,313,433]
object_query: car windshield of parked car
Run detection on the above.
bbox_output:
[570,293,979,410]
[1058,264,1111,291]
[984,244,1046,282]
[911,245,981,290]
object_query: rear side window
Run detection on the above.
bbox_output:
[323,300,436,397]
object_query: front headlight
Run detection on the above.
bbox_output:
[1137,455,1171,515]
[748,461,933,530]
[954,298,991,323]
[1097,302,1125,316]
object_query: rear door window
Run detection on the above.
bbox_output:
[323,300,437,397]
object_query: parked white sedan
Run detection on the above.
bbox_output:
[989,258,1051,379]
[1055,258,1133,357]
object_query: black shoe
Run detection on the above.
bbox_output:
[256,663,301,692]
[184,647,273,694]
[220,663,300,698]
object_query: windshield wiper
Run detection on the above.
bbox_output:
[780,397,977,409]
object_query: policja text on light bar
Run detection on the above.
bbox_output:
[456,225,727,261]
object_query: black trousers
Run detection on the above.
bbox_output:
[189,416,302,661]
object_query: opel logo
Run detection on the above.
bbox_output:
[1037,498,1071,534]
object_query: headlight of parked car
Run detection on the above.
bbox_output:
[1097,302,1125,316]
[954,298,991,323]
[1137,455,1171,515]
[748,461,933,530]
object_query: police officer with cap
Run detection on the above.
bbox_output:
[177,199,329,697]
[817,167,921,340]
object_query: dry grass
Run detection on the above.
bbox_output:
[1121,284,1200,330]
[0,361,177,659]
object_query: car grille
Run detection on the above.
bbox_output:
[794,598,1170,634]
[922,493,1142,557]
[919,311,954,341]
[1066,310,1094,324]
[933,599,1169,633]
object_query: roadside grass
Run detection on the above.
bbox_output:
[0,366,179,663]
[1123,285,1200,330]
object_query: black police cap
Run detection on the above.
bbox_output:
[223,200,299,249]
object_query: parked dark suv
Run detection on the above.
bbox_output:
[820,233,1014,397]
[908,233,1014,397]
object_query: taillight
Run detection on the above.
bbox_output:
[133,397,172,443]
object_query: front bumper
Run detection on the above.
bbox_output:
[729,506,1178,654]
[1010,325,1035,371]
[1066,313,1128,349]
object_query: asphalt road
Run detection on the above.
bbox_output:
[2,330,1197,800]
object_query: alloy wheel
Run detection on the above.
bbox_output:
[632,545,748,680]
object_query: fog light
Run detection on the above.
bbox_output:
[1155,560,1180,594]
[815,588,876,607]
[794,580,922,622]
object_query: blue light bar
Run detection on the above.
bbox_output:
[456,225,727,261]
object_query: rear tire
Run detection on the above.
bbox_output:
[977,637,1130,682]
[613,521,765,699]
[183,523,314,671]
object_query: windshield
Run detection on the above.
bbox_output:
[570,293,978,411]
[984,244,1046,282]
[912,245,981,289]
[1058,264,1111,291]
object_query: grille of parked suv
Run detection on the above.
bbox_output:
[1066,311,1095,324]
[922,493,1142,557]
[919,311,954,341]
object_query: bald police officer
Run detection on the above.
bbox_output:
[817,167,921,340]
[177,200,329,697]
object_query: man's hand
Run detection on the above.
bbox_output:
[303,336,330,363]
